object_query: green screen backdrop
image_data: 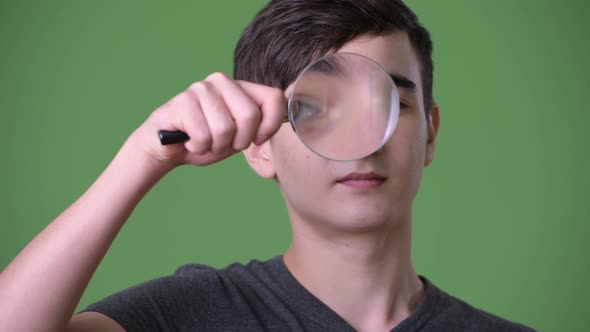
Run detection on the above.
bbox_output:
[1,1,588,331]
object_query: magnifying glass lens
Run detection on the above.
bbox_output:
[289,52,399,161]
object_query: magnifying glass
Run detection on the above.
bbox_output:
[159,52,400,161]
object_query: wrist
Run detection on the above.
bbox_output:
[115,132,174,189]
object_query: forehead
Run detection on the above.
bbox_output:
[283,32,423,101]
[337,32,423,94]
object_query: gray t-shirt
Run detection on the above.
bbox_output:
[81,256,535,331]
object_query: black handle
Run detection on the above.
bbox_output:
[159,130,190,145]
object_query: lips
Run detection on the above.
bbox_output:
[337,171,386,182]
[337,171,386,189]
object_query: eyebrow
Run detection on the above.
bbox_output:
[389,73,417,93]
[306,62,417,93]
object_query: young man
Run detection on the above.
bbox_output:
[0,1,534,331]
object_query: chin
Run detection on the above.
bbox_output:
[326,202,408,233]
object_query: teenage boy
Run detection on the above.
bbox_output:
[0,1,534,331]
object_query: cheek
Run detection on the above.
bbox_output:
[392,111,427,156]
[270,126,323,184]
[387,112,427,189]
[269,128,337,218]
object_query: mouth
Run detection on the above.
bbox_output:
[336,171,387,189]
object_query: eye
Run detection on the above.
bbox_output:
[292,100,324,123]
[400,101,410,110]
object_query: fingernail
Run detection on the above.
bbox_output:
[255,135,268,145]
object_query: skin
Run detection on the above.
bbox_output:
[0,77,287,332]
[244,32,440,331]
[0,32,439,332]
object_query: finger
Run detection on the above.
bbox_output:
[206,73,261,150]
[189,80,236,154]
[175,90,212,155]
[236,81,287,145]
[184,147,237,167]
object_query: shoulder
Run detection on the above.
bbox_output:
[173,258,279,303]
[425,278,535,331]
[87,262,218,306]
[173,262,218,278]
[80,263,220,331]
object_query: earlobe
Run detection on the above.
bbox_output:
[242,141,276,179]
[424,104,440,167]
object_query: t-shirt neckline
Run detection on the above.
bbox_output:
[263,255,441,332]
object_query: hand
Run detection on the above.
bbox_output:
[133,72,286,171]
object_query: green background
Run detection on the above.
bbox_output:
[1,1,588,330]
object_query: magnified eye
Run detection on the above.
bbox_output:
[292,99,325,123]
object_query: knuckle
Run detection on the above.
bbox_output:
[191,131,212,147]
[173,91,194,108]
[189,80,212,95]
[185,141,198,153]
[188,81,201,92]
[236,107,260,123]
[212,122,236,138]
[206,72,230,83]
[162,93,193,120]
[183,90,197,101]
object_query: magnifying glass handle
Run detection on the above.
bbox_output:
[159,130,189,145]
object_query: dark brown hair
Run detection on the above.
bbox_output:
[233,0,434,112]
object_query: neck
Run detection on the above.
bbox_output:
[283,211,425,331]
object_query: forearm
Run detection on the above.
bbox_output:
[0,133,169,332]
[0,70,285,331]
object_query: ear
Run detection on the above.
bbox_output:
[424,104,440,167]
[242,140,276,179]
